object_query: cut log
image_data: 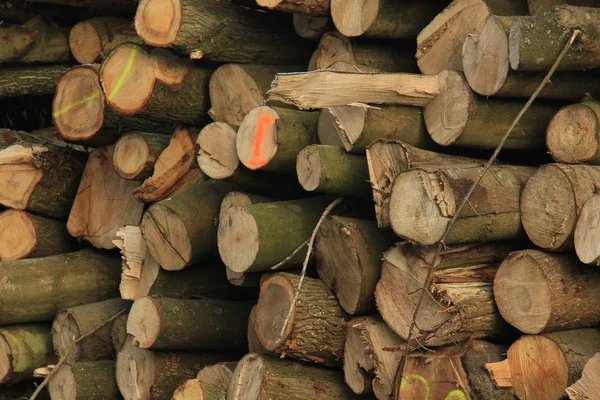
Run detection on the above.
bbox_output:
[127,297,253,351]
[172,380,227,400]
[113,131,171,180]
[141,180,237,271]
[255,0,329,15]
[49,361,119,400]
[424,70,560,149]
[0,324,52,385]
[376,242,518,346]
[366,139,483,229]
[520,163,600,251]
[220,192,275,217]
[314,216,396,315]
[389,165,533,245]
[218,196,334,273]
[575,195,600,265]
[247,306,267,355]
[111,314,128,353]
[0,142,85,219]
[293,14,332,41]
[566,352,600,400]
[51,298,132,364]
[69,17,141,64]
[0,248,121,325]
[197,122,239,179]
[527,0,599,14]
[509,6,600,71]
[67,145,144,249]
[134,0,314,63]
[0,64,69,99]
[416,0,528,74]
[0,209,77,261]
[485,329,600,400]
[494,249,600,334]
[197,362,236,387]
[237,106,318,174]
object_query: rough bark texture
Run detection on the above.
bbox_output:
[0,323,52,385]
[566,352,600,400]
[463,340,516,400]
[48,361,119,400]
[256,0,330,15]
[0,64,69,99]
[69,17,141,63]
[527,0,599,14]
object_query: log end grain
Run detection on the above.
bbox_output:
[343,321,374,395]
[113,132,153,180]
[254,274,295,351]
[69,20,103,64]
[546,103,600,164]
[116,339,154,400]
[227,353,265,400]
[197,122,240,179]
[311,31,353,70]
[172,379,204,400]
[296,145,324,192]
[51,313,81,364]
[150,47,189,85]
[0,209,37,261]
[325,106,367,152]
[574,195,600,264]
[293,14,331,41]
[236,106,280,170]
[566,352,600,400]
[47,364,77,400]
[217,206,259,273]
[127,296,160,349]
[330,0,378,37]
[134,0,182,47]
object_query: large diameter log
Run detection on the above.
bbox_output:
[0,324,52,385]
[227,353,362,400]
[0,209,77,261]
[575,195,600,265]
[49,361,119,400]
[527,0,598,14]
[314,216,396,315]
[113,131,171,180]
[141,180,237,271]
[254,273,348,366]
[0,64,69,99]
[424,70,560,149]
[255,0,329,15]
[494,249,600,334]
[218,196,334,273]
[509,6,600,71]
[520,163,600,251]
[566,352,600,400]
[0,249,121,325]
[390,165,533,246]
[293,14,332,41]
[134,0,314,64]
[128,297,253,351]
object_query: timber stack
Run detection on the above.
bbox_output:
[1,0,600,399]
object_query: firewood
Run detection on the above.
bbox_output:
[0,209,77,261]
[566,352,600,400]
[255,0,329,15]
[218,196,334,274]
[197,122,239,180]
[520,163,600,251]
[575,195,600,265]
[69,17,141,64]
[0,249,121,325]
[197,362,237,388]
[0,64,69,99]
[494,249,600,334]
[527,0,598,14]
[247,306,267,355]
[134,0,314,64]
[314,216,396,315]
[293,14,332,41]
[0,324,52,385]
[376,242,518,347]
[141,180,237,271]
[113,131,171,180]
[389,165,533,246]
[485,329,600,400]
[48,361,119,400]
[237,106,318,174]
[220,192,275,217]
[366,139,483,229]
[509,6,600,71]
[416,0,528,74]
[127,297,253,351]
[423,70,560,149]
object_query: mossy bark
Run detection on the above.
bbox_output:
[0,65,69,99]
[0,323,52,384]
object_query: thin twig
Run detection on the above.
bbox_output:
[271,238,310,270]
[29,308,128,400]
[393,29,581,400]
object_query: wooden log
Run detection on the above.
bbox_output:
[416,0,528,74]
[218,196,334,273]
[134,0,314,64]
[423,70,560,149]
[293,14,332,41]
[575,195,600,265]
[141,180,237,271]
[0,324,52,385]
[520,163,600,251]
[375,242,518,346]
[236,106,318,174]
[197,122,240,180]
[173,380,228,400]
[485,329,600,400]
[0,248,121,325]
[389,165,533,246]
[255,0,329,15]
[247,306,267,355]
[127,297,253,350]
[111,314,128,353]
[197,362,237,388]
[220,192,275,217]
[509,6,600,71]
[0,64,69,99]
[69,17,141,64]
[527,0,598,14]
[494,249,600,334]
[49,361,119,400]
[314,216,396,315]
[113,131,171,180]
[0,209,77,261]
[566,352,600,400]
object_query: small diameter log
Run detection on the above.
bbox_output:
[314,216,396,315]
[0,324,52,385]
[424,70,559,149]
[416,0,528,74]
[0,64,69,99]
[197,122,239,179]
[237,106,318,174]
[49,361,119,400]
[218,196,334,273]
[220,192,275,217]
[134,0,314,64]
[575,195,600,265]
[485,329,600,400]
[141,180,237,271]
[255,0,329,15]
[69,17,141,64]
[127,297,253,351]
[0,209,77,261]
[197,362,237,388]
[248,305,267,355]
[509,6,600,71]
[494,249,600,334]
[520,163,600,251]
[51,298,132,364]
[527,0,599,14]
[0,248,121,325]
[67,146,144,249]
[173,380,227,400]
[389,165,533,246]
[113,131,171,180]
[293,14,332,41]
[566,352,600,400]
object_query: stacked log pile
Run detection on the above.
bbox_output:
[0,0,600,399]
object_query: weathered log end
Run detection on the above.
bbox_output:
[575,195,600,265]
[127,296,160,349]
[237,106,280,171]
[197,122,239,179]
[0,209,38,261]
[134,0,181,47]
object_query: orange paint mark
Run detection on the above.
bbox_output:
[247,113,274,168]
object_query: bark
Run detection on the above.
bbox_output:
[256,0,329,15]
[0,324,52,385]
[462,341,516,400]
[575,194,600,265]
[48,361,119,400]
[0,248,121,325]
[113,131,171,180]
[111,314,128,353]
[0,64,69,99]
[173,380,228,400]
[293,14,332,41]
[566,352,600,400]
[527,0,599,14]
[220,192,275,217]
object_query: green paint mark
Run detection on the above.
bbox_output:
[445,389,467,400]
[108,46,138,101]
[400,374,430,400]
[53,89,101,117]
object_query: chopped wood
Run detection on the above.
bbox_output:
[247,306,268,355]
[0,64,69,99]
[173,379,227,400]
[220,192,275,218]
[0,324,52,385]
[566,352,600,400]
[293,14,332,41]
[527,0,598,14]
[48,361,119,400]
[113,131,171,180]
[575,195,600,265]
[197,122,239,179]
[255,0,330,15]
[69,17,141,63]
